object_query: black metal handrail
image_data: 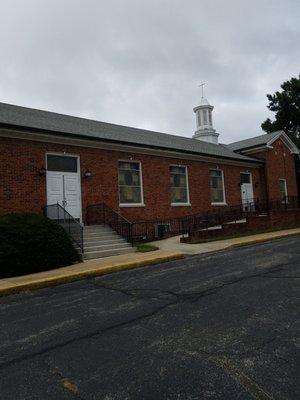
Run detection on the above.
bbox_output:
[179,195,299,237]
[129,203,247,241]
[43,203,84,254]
[256,195,299,213]
[86,196,299,243]
[86,203,133,244]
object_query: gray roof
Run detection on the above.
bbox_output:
[227,131,282,151]
[0,102,261,164]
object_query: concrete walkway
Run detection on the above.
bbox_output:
[1,227,300,297]
[150,227,300,255]
[0,250,183,297]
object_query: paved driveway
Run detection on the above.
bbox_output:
[0,236,299,399]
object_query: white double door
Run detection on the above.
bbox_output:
[240,172,255,211]
[46,171,82,220]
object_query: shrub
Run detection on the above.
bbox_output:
[0,213,80,278]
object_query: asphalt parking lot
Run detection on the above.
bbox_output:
[1,236,299,399]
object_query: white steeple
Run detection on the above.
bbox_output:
[192,84,219,144]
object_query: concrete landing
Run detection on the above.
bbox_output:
[150,227,300,255]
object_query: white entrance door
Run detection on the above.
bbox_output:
[63,173,81,218]
[240,172,255,211]
[46,155,82,221]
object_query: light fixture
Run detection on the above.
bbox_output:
[39,167,46,177]
[84,169,92,179]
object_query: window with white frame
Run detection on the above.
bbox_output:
[170,166,189,205]
[210,170,225,204]
[279,179,288,200]
[118,161,143,205]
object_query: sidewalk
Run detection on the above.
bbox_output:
[150,227,300,255]
[0,250,183,297]
[1,227,299,297]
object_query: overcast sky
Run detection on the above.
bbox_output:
[0,0,299,143]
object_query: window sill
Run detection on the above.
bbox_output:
[211,202,227,206]
[171,203,191,207]
[119,204,145,208]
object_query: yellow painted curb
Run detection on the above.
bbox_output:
[229,231,300,249]
[0,253,184,297]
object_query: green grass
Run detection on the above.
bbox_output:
[134,243,159,252]
[188,224,300,244]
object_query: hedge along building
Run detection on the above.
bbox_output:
[0,97,299,227]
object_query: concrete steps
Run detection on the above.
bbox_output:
[84,234,119,242]
[84,238,126,246]
[82,224,135,260]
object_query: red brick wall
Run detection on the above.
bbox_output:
[252,138,298,201]
[0,136,265,222]
[182,209,300,242]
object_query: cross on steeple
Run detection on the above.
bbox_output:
[198,82,205,98]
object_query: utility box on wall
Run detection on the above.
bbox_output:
[155,223,171,239]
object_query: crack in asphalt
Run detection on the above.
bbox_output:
[93,264,285,303]
[261,276,300,279]
[0,302,172,370]
[0,263,296,372]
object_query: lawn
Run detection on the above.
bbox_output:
[134,243,159,252]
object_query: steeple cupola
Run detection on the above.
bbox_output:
[192,85,219,144]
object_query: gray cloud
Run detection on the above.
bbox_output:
[0,0,299,143]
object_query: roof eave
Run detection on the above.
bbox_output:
[0,122,263,165]
[235,132,300,155]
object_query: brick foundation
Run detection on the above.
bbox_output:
[181,209,300,242]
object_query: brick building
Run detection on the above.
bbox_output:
[0,99,299,226]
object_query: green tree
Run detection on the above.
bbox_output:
[261,75,300,148]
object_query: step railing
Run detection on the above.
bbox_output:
[86,196,299,243]
[86,203,133,244]
[43,203,84,254]
[256,195,299,213]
